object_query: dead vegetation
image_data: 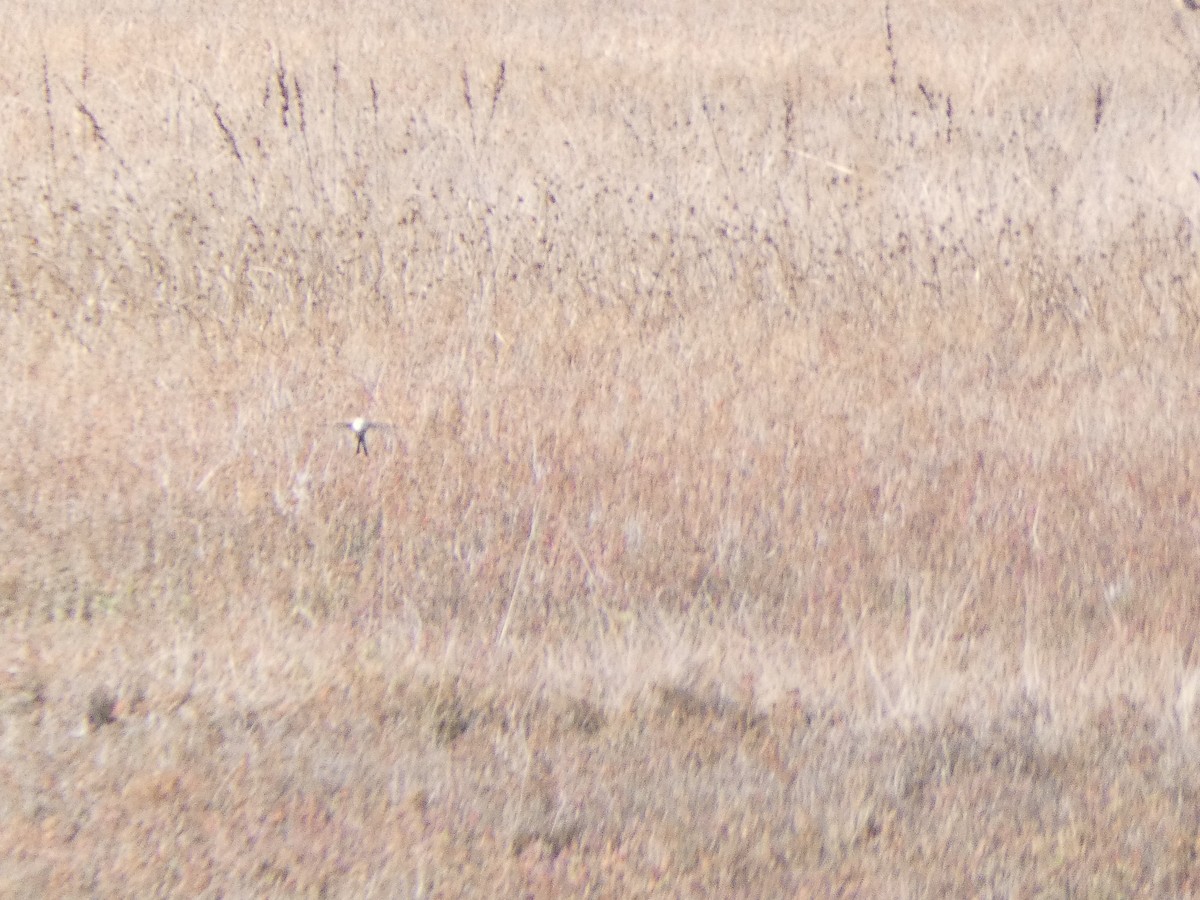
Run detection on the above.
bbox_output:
[2,0,1200,895]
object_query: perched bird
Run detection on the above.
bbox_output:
[337,417,392,456]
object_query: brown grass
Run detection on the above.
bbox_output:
[4,0,1200,894]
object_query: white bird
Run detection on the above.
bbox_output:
[336,417,392,456]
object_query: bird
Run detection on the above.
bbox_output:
[336,417,392,456]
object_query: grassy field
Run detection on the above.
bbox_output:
[4,0,1200,894]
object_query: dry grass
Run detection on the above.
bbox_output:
[4,0,1200,894]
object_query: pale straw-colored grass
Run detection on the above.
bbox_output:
[2,0,1200,894]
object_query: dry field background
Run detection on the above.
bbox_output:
[3,0,1200,894]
